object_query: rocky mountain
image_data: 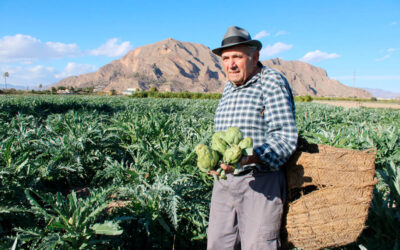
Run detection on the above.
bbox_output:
[262,58,371,98]
[54,38,225,93]
[54,38,371,98]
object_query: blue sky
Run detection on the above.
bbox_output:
[0,0,399,93]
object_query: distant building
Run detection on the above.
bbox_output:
[57,89,73,94]
[122,88,138,95]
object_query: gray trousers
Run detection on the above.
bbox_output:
[207,170,286,250]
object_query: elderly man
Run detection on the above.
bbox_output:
[207,26,298,250]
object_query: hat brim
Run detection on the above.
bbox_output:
[212,40,262,56]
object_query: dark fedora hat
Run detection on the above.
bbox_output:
[212,26,262,56]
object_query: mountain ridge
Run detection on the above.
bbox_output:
[53,38,371,98]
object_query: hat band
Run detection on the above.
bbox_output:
[221,36,249,46]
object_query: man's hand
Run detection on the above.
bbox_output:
[240,151,262,166]
[207,163,234,176]
[221,163,235,174]
[208,151,262,176]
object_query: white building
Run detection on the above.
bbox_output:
[122,88,138,95]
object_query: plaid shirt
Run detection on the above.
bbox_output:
[214,64,298,173]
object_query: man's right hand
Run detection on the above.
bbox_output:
[208,163,235,176]
[220,163,235,174]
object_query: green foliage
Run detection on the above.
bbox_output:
[13,187,122,249]
[359,160,400,249]
[310,95,399,103]
[0,95,399,249]
[149,86,158,92]
[91,221,123,236]
[294,95,313,102]
[129,90,222,99]
[0,95,215,249]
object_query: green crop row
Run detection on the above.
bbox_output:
[0,95,399,249]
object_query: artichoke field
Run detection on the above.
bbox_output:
[0,95,399,249]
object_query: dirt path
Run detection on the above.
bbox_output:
[313,100,400,109]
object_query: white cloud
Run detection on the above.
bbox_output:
[376,54,391,61]
[0,35,133,64]
[254,30,270,39]
[0,64,57,86]
[300,50,340,63]
[260,42,293,58]
[1,61,98,87]
[275,30,288,36]
[55,62,98,79]
[0,34,81,63]
[89,38,132,57]
[376,48,397,61]
[390,21,397,26]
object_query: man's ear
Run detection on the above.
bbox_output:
[253,51,260,66]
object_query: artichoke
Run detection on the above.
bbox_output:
[238,137,253,156]
[213,131,225,140]
[222,127,243,145]
[195,144,220,172]
[238,137,252,149]
[211,132,228,155]
[223,144,242,164]
[194,128,250,178]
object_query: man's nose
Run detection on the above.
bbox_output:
[228,59,237,69]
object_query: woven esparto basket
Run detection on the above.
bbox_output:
[282,143,377,250]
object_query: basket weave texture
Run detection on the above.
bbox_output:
[283,143,377,249]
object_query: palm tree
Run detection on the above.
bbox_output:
[3,72,9,89]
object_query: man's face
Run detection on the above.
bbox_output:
[221,45,259,86]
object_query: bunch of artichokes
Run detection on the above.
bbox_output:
[195,127,253,180]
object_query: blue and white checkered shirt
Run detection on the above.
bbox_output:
[214,64,298,172]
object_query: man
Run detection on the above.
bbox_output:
[207,26,298,250]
